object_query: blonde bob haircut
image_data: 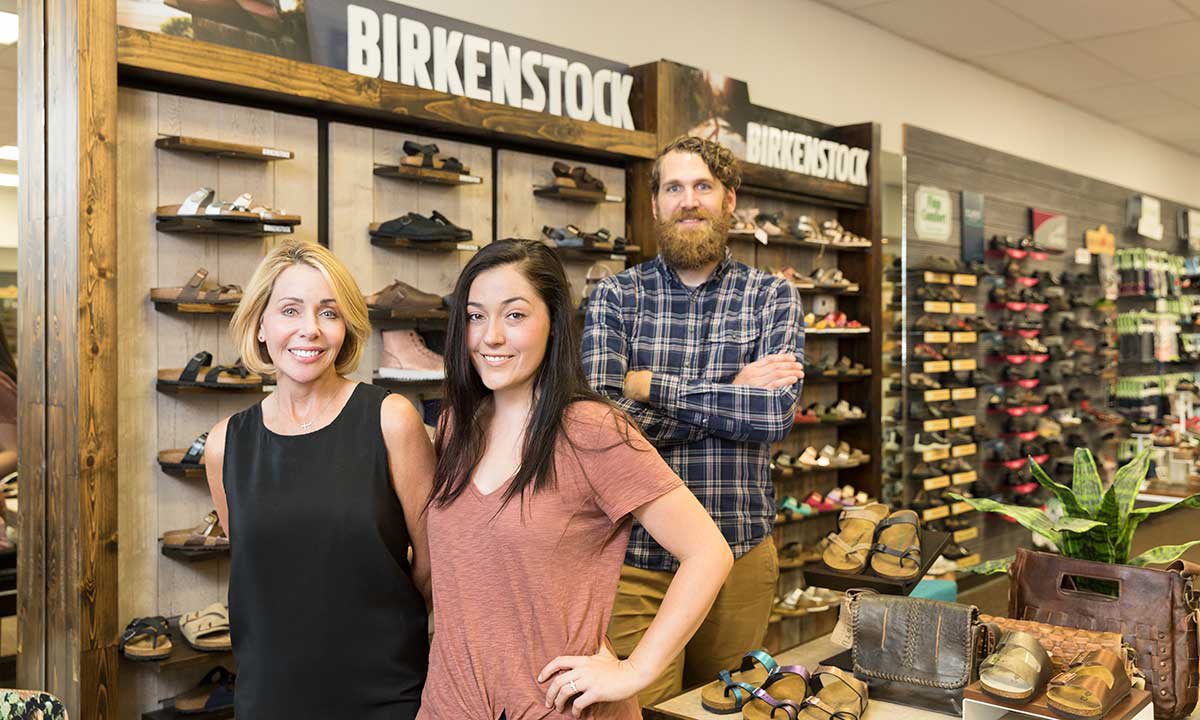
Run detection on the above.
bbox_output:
[229,239,371,377]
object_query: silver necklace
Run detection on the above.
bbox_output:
[282,387,340,431]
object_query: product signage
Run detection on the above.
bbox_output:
[1031,209,1067,252]
[1085,224,1115,256]
[1180,208,1200,253]
[119,1,637,130]
[961,191,985,261]
[1127,195,1164,241]
[915,185,953,243]
[655,62,871,191]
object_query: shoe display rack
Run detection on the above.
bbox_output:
[116,88,320,711]
[886,255,986,572]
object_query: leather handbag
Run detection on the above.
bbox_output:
[1009,548,1200,720]
[979,614,1125,670]
[850,592,998,716]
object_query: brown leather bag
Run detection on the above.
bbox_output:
[1009,548,1200,720]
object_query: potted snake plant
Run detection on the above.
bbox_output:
[950,448,1200,573]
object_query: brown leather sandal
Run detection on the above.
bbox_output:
[980,630,1054,703]
[822,503,889,574]
[162,510,230,554]
[150,268,242,307]
[1046,648,1131,719]
[869,509,922,580]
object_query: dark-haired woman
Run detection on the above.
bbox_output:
[419,240,732,720]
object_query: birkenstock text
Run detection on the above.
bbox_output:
[746,121,870,187]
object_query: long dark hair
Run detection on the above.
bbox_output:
[430,239,616,509]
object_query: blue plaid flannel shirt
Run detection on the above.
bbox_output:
[581,253,805,571]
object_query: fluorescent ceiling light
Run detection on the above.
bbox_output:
[0,146,15,162]
[0,12,15,46]
[0,174,16,187]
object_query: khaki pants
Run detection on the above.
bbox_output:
[607,536,779,707]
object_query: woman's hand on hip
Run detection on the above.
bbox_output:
[538,643,643,717]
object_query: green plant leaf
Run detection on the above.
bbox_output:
[1071,447,1105,516]
[1029,453,1090,518]
[970,556,1013,574]
[1129,540,1200,566]
[1054,517,1108,533]
[948,495,1104,543]
[1129,493,1200,521]
[1094,449,1153,563]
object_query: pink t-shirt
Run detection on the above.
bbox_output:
[419,401,684,720]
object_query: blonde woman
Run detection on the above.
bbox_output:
[206,240,433,719]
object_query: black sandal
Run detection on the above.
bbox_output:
[569,165,605,193]
[158,432,208,473]
[157,351,263,390]
[120,616,173,661]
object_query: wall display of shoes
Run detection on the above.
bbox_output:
[116,88,320,714]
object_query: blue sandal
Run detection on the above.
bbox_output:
[700,650,780,714]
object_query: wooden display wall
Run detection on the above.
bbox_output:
[116,88,319,716]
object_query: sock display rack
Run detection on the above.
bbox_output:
[885,255,985,572]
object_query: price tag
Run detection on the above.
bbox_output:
[460,175,483,184]
[953,527,979,543]
[1075,247,1091,265]
[952,302,977,314]
[923,418,951,432]
[952,359,977,371]
[953,332,977,343]
[924,332,951,344]
[456,243,480,251]
[953,274,978,286]
[923,505,951,521]
[609,254,625,261]
[922,447,950,462]
[952,471,978,485]
[924,360,951,373]
[604,194,624,203]
[261,147,292,158]
[924,272,951,284]
[952,415,976,429]
[754,227,769,245]
[925,389,951,402]
[952,443,977,458]
[951,387,977,400]
[1085,224,1115,255]
[923,476,951,491]
[262,224,292,233]
[951,501,974,515]
[956,554,982,569]
[925,301,952,314]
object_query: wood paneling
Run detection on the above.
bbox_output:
[116,28,657,162]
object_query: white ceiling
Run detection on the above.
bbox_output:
[817,0,1200,155]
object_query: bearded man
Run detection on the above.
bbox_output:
[582,135,806,706]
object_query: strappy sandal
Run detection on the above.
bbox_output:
[162,510,229,554]
[869,509,922,580]
[699,650,779,714]
[180,602,232,652]
[552,161,576,187]
[174,665,236,715]
[542,224,585,248]
[796,666,868,720]
[1046,648,1132,719]
[980,630,1054,704]
[158,432,208,474]
[151,268,242,308]
[744,665,812,720]
[778,496,813,520]
[120,615,173,661]
[569,165,605,193]
[157,352,265,390]
[822,503,889,574]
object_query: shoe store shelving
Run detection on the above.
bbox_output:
[373,163,484,186]
[367,230,467,253]
[155,134,295,161]
[532,185,623,204]
[152,300,238,315]
[155,213,300,237]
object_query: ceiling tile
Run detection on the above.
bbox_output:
[1154,72,1200,105]
[1122,110,1200,142]
[815,0,890,9]
[974,43,1134,94]
[1176,0,1200,18]
[994,0,1190,40]
[855,0,1058,58]
[1062,82,1196,120]
[1081,21,1200,79]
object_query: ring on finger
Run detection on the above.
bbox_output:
[568,680,579,694]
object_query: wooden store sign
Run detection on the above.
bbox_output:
[119,1,637,129]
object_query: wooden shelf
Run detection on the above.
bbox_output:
[374,164,483,186]
[155,134,293,161]
[793,284,861,296]
[367,307,450,327]
[368,228,466,252]
[157,460,206,480]
[152,300,237,315]
[155,380,270,396]
[729,233,871,252]
[156,212,300,237]
[161,545,229,563]
[533,185,622,203]
[372,375,444,390]
[806,327,871,335]
[552,244,640,262]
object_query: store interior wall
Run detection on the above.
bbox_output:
[400,0,1200,206]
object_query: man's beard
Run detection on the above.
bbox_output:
[656,206,731,270]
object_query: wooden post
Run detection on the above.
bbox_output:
[20,0,120,715]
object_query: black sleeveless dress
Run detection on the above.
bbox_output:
[223,382,428,719]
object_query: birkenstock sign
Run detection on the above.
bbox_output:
[117,1,638,130]
[746,122,869,187]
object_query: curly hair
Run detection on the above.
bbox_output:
[650,135,742,195]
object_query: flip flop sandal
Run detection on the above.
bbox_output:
[1045,649,1132,719]
[822,503,889,574]
[174,665,236,715]
[980,631,1053,704]
[151,268,242,307]
[569,165,605,193]
[796,666,868,720]
[743,666,812,720]
[162,510,230,553]
[699,649,779,714]
[120,615,173,661]
[180,602,232,652]
[158,432,208,473]
[869,509,922,580]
